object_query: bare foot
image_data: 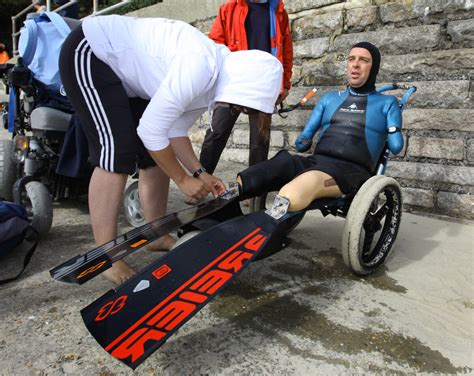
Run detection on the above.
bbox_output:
[102,260,135,285]
[146,234,176,252]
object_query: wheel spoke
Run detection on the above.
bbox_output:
[373,202,390,222]
[362,230,375,256]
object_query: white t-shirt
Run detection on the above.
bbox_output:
[82,16,230,151]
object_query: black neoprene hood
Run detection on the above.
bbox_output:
[350,42,381,94]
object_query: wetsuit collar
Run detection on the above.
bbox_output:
[348,86,376,96]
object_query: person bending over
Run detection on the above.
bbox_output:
[59,16,282,284]
[237,42,404,213]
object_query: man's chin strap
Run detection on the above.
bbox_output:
[265,195,290,219]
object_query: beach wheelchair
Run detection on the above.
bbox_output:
[178,84,416,276]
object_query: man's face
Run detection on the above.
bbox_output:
[346,47,373,88]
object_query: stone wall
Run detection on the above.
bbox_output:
[131,0,474,219]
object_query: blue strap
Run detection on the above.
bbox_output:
[269,0,278,57]
[41,11,71,38]
[399,87,417,112]
[8,86,15,133]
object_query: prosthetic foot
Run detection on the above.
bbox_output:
[265,195,290,220]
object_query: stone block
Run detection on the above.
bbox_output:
[287,131,302,150]
[292,10,344,40]
[128,0,226,23]
[235,115,250,125]
[414,0,474,16]
[193,18,215,34]
[232,129,249,146]
[271,109,312,129]
[437,191,474,219]
[387,161,474,186]
[299,59,346,85]
[448,19,474,44]
[467,139,474,162]
[285,0,343,14]
[345,5,378,30]
[221,148,248,165]
[383,80,472,109]
[334,24,441,54]
[408,137,465,160]
[403,109,474,132]
[402,187,435,208]
[379,49,474,82]
[379,1,416,23]
[293,38,330,58]
[291,65,304,86]
[270,131,285,148]
[188,128,206,145]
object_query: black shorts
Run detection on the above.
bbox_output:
[239,150,371,198]
[59,25,155,174]
[302,153,371,194]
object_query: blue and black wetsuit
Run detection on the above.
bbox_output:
[239,87,403,197]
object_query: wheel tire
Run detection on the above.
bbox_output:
[341,176,402,276]
[0,139,18,201]
[172,230,201,249]
[123,181,145,228]
[24,181,53,237]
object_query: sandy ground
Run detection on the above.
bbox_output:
[0,128,473,375]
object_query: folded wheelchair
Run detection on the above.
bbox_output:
[0,59,90,236]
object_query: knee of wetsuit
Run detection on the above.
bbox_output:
[237,150,294,200]
[237,169,264,200]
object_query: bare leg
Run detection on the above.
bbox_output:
[139,165,176,251]
[88,167,135,284]
[278,170,342,212]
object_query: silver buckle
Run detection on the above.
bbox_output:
[220,182,240,200]
[265,195,290,219]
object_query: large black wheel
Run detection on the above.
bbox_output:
[0,139,18,201]
[341,176,403,275]
[24,181,53,237]
[123,181,145,228]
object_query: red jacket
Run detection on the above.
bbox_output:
[209,0,293,90]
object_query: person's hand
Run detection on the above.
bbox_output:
[199,172,227,198]
[177,175,209,202]
[277,88,289,105]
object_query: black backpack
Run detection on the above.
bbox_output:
[0,201,39,284]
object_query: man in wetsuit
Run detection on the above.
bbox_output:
[237,42,404,212]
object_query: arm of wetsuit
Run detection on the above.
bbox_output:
[386,98,404,155]
[295,97,325,152]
